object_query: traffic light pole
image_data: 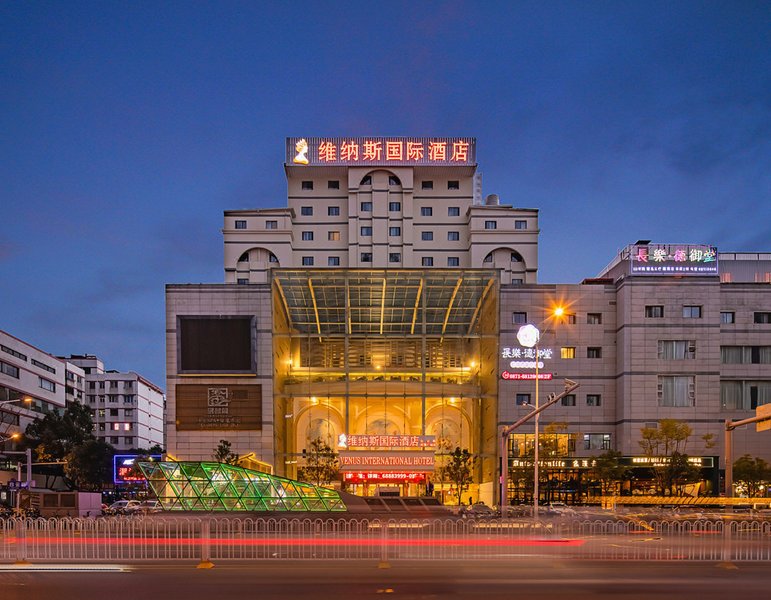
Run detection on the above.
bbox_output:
[500,379,579,516]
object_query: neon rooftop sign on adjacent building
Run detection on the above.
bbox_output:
[630,243,718,276]
[286,137,476,167]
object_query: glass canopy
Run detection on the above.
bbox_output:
[273,269,497,336]
[138,461,346,512]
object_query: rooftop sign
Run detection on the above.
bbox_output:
[630,244,718,276]
[286,137,476,167]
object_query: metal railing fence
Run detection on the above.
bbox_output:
[1,516,770,563]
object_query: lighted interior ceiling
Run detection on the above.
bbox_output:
[273,269,497,336]
[138,461,346,512]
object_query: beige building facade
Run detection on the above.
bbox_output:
[166,138,771,506]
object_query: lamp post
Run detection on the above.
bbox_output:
[516,324,542,516]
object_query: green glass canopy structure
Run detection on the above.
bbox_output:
[138,461,346,512]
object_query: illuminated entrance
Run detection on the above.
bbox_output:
[272,269,499,503]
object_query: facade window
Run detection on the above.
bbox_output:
[389,253,401,263]
[234,220,247,229]
[123,395,135,404]
[360,226,372,236]
[389,202,401,211]
[238,252,249,262]
[0,361,19,378]
[360,253,372,263]
[754,312,771,324]
[516,393,531,406]
[587,313,602,324]
[564,313,577,324]
[109,408,119,417]
[683,305,702,318]
[360,202,372,212]
[448,207,460,217]
[88,382,96,390]
[658,340,696,360]
[586,394,602,407]
[328,256,340,266]
[721,381,771,410]
[1,345,27,361]
[301,180,313,190]
[124,409,133,418]
[514,220,527,230]
[483,253,493,263]
[512,312,527,325]
[721,311,735,324]
[110,437,119,445]
[237,278,248,285]
[360,175,372,185]
[269,253,279,263]
[328,180,340,189]
[265,220,278,229]
[39,377,56,392]
[328,231,340,241]
[448,180,459,190]
[422,181,433,190]
[125,437,134,445]
[587,347,602,359]
[328,206,340,216]
[584,433,611,451]
[447,257,460,267]
[484,220,497,230]
[645,305,664,318]
[301,256,314,266]
[658,376,695,407]
[421,231,433,241]
[300,206,313,216]
[560,347,576,359]
[301,231,314,241]
[561,394,576,407]
[389,227,401,236]
[448,231,460,241]
[512,278,523,285]
[388,175,401,186]
[422,257,434,267]
[721,346,771,364]
[511,252,522,262]
[420,207,433,217]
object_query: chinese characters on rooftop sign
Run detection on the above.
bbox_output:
[630,244,718,276]
[287,137,476,167]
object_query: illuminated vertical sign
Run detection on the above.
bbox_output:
[286,137,476,166]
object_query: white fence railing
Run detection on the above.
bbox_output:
[1,517,770,563]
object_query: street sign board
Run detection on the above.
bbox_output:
[757,403,771,432]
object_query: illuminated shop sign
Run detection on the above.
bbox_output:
[114,454,162,484]
[175,384,262,431]
[501,371,553,380]
[337,434,436,449]
[630,244,718,276]
[286,137,476,167]
[338,452,435,472]
[343,472,426,484]
[510,458,596,469]
[626,456,713,468]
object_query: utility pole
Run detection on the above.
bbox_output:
[499,379,580,516]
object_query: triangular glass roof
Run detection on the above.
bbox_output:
[138,461,346,512]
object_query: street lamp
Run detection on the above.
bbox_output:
[516,324,543,517]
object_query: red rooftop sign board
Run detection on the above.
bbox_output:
[286,137,476,167]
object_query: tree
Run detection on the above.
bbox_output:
[24,402,95,462]
[297,437,339,487]
[638,419,697,496]
[440,447,475,506]
[212,439,239,465]
[733,454,771,497]
[590,450,629,498]
[65,438,115,491]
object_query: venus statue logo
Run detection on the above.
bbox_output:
[293,138,309,164]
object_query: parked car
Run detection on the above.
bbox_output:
[106,500,141,515]
[543,502,577,517]
[139,500,162,513]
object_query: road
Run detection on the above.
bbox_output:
[0,559,769,599]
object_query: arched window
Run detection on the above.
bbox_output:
[511,251,523,263]
[238,252,249,262]
[483,253,493,263]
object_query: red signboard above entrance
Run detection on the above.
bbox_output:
[286,137,476,167]
[343,472,426,484]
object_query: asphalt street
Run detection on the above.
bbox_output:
[0,560,769,600]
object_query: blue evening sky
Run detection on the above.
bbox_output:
[1,1,768,388]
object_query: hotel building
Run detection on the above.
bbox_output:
[165,137,771,505]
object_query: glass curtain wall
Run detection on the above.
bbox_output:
[272,269,498,500]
